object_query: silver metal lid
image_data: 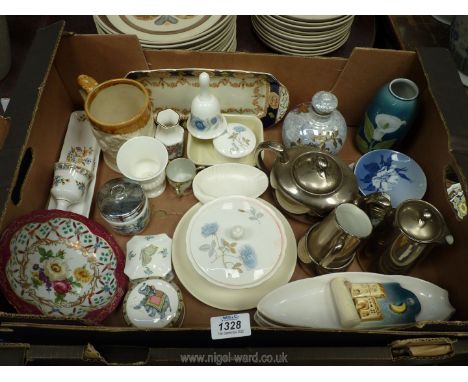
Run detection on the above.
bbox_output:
[396,200,445,243]
[97,178,147,222]
[293,152,343,195]
[311,91,338,115]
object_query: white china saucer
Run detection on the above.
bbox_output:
[187,114,228,140]
[172,201,297,310]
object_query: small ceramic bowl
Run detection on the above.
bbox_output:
[123,278,184,329]
[125,234,173,281]
[50,162,93,211]
[213,123,257,159]
[354,149,427,207]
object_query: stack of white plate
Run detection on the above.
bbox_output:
[94,15,237,52]
[251,15,354,56]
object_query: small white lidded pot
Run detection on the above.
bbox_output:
[123,278,184,329]
[97,178,150,236]
[125,234,173,281]
[51,162,93,211]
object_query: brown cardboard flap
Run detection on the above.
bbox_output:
[0,116,10,150]
[332,48,424,126]
[54,34,150,107]
[0,21,64,231]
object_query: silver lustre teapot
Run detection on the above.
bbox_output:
[255,141,388,223]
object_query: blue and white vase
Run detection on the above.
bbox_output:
[356,78,419,153]
[449,16,468,87]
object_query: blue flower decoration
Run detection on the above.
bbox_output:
[239,244,257,269]
[360,154,411,193]
[233,125,246,133]
[201,223,219,238]
[210,116,219,125]
[191,117,206,131]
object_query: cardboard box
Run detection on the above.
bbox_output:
[1,21,468,365]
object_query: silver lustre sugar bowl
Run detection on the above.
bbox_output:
[282,91,347,154]
[97,178,150,235]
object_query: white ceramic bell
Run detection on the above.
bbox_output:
[187,72,227,140]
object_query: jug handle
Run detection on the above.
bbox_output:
[77,74,99,101]
[319,234,346,268]
[255,141,289,174]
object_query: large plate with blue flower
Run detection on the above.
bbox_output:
[354,149,427,207]
[186,196,286,289]
[0,209,127,323]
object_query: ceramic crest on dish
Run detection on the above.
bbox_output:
[186,196,286,289]
[193,163,268,204]
[0,209,127,323]
[354,149,427,207]
[256,272,454,330]
[213,123,256,158]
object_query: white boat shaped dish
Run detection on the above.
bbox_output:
[186,196,286,289]
[187,114,264,167]
[193,163,268,204]
[257,272,455,330]
[47,111,100,217]
[213,123,257,158]
[172,200,296,310]
[125,234,173,281]
[126,68,289,129]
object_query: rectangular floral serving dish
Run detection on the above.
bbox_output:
[125,68,290,129]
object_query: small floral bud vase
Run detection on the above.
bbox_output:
[155,109,184,160]
[356,78,419,153]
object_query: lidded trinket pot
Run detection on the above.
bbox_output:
[97,178,150,235]
[282,91,347,154]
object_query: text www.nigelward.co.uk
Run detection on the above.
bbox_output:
[180,351,288,365]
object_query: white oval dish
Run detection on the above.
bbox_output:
[186,196,286,289]
[193,163,268,204]
[213,123,256,159]
[172,200,296,310]
[257,272,455,330]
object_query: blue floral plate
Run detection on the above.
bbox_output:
[354,149,427,207]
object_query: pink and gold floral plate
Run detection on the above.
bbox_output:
[0,210,127,323]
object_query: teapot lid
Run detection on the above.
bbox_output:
[293,152,342,194]
[396,200,446,242]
